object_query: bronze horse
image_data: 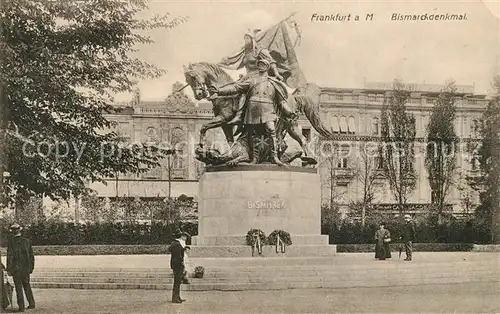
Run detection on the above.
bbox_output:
[183,62,332,160]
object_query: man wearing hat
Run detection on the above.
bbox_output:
[6,224,35,311]
[400,215,416,261]
[167,230,190,303]
[209,58,297,166]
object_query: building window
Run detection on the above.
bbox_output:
[337,158,348,168]
[336,94,344,100]
[339,116,348,134]
[337,145,349,168]
[302,127,311,142]
[331,115,340,133]
[372,117,380,136]
[471,119,482,137]
[471,156,479,171]
[347,116,356,134]
[431,190,439,203]
[401,159,415,173]
[143,167,161,179]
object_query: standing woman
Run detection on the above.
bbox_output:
[374,222,392,260]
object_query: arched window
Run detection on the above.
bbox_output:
[331,115,340,133]
[347,116,356,134]
[170,127,186,174]
[372,117,380,136]
[339,116,348,134]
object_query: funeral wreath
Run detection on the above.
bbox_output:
[268,230,292,253]
[246,228,267,255]
[193,266,205,278]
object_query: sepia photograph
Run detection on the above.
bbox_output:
[0,0,499,313]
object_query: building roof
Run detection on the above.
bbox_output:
[320,82,487,98]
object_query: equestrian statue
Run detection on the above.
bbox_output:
[183,28,332,167]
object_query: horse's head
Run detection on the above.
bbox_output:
[183,63,209,100]
[183,62,234,101]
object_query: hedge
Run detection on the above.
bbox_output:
[0,218,488,248]
[0,245,171,256]
[0,221,198,247]
[322,220,479,245]
[0,243,482,256]
[337,243,475,253]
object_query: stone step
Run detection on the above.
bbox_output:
[188,245,337,258]
[31,275,495,291]
[31,268,494,284]
[192,235,328,246]
[32,263,494,280]
[32,258,496,275]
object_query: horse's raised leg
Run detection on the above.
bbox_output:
[221,124,235,146]
[287,124,312,157]
[199,115,228,146]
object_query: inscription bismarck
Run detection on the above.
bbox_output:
[247,200,286,210]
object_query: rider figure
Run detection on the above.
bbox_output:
[220,30,284,125]
[239,29,283,81]
[210,59,295,166]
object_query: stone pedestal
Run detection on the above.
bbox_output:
[190,164,336,257]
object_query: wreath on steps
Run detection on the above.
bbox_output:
[193,266,204,278]
[268,230,292,253]
[246,229,266,255]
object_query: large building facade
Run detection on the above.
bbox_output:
[85,81,488,219]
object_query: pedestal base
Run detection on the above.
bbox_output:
[188,245,337,258]
[192,165,335,258]
[192,235,328,246]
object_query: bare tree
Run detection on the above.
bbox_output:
[355,142,382,227]
[380,80,417,214]
[319,148,348,207]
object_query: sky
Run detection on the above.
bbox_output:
[114,0,500,102]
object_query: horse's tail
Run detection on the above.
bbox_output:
[294,94,333,138]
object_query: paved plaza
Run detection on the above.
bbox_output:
[6,251,497,269]
[2,282,498,314]
[1,252,499,313]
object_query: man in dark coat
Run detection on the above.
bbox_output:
[6,224,35,312]
[168,231,190,303]
[401,214,416,261]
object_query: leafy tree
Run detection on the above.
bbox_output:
[457,171,478,219]
[0,0,187,206]
[473,75,500,243]
[380,80,417,213]
[425,81,459,224]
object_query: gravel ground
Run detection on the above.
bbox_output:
[3,281,499,314]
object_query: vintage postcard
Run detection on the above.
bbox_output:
[0,0,499,313]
